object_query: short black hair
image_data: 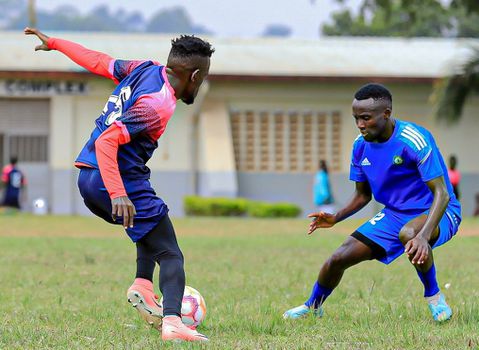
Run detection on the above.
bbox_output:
[170,35,215,58]
[10,156,18,165]
[354,83,392,106]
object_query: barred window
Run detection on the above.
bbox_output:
[231,110,342,173]
[8,135,48,162]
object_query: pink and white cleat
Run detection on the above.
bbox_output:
[127,278,163,330]
[161,316,209,342]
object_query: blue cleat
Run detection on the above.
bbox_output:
[428,293,452,322]
[282,304,324,319]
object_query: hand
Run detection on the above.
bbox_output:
[405,236,429,265]
[307,211,337,234]
[111,196,136,229]
[24,27,51,51]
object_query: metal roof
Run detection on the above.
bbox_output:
[2,31,478,78]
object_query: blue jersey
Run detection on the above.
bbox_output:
[350,119,461,216]
[2,165,25,208]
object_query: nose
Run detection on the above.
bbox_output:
[356,119,365,129]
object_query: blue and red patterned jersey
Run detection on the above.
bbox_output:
[47,38,177,198]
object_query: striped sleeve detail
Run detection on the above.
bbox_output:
[400,125,428,151]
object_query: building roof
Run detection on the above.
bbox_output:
[2,31,478,79]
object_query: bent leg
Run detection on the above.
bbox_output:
[284,235,375,318]
[398,214,438,272]
[318,235,375,289]
[398,214,452,322]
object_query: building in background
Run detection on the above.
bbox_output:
[1,32,478,216]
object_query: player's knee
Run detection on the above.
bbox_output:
[398,226,417,245]
[327,250,349,270]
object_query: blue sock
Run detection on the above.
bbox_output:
[304,282,333,308]
[416,263,440,297]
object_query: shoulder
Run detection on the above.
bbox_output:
[351,134,366,155]
[395,120,433,153]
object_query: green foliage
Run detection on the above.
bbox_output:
[323,0,479,38]
[184,196,248,216]
[432,48,479,123]
[1,4,212,34]
[247,201,302,218]
[184,196,301,218]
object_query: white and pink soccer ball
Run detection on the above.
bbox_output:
[160,285,206,329]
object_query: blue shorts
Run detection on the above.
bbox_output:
[354,206,461,265]
[77,168,168,242]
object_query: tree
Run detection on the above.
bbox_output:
[433,48,479,123]
[146,7,194,33]
[262,24,292,37]
[432,4,479,123]
[322,0,479,38]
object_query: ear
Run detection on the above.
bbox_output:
[384,108,392,118]
[190,69,200,82]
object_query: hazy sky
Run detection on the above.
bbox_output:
[35,0,363,38]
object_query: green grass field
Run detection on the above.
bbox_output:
[1,214,478,349]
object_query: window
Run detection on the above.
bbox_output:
[9,135,48,162]
[231,109,342,173]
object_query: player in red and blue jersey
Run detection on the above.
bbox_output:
[1,156,26,209]
[25,27,214,342]
[284,83,461,323]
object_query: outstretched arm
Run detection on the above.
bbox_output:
[24,27,118,83]
[308,181,372,234]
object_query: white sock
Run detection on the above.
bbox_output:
[425,291,441,305]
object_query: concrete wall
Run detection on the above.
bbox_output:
[44,78,479,217]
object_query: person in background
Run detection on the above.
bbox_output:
[474,193,479,217]
[313,159,334,213]
[1,156,27,209]
[447,155,461,200]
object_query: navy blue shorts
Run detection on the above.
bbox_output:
[77,168,168,242]
[354,206,461,265]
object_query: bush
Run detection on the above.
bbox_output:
[183,196,301,218]
[184,196,248,216]
[247,201,301,218]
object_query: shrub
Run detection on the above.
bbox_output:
[184,196,248,216]
[184,196,301,218]
[247,201,301,218]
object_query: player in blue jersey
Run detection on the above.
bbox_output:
[283,83,461,323]
[1,156,27,209]
[26,27,214,342]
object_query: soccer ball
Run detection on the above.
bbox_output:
[159,285,206,328]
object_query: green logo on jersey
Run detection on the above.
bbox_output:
[393,156,403,165]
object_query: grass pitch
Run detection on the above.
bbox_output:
[0,214,478,349]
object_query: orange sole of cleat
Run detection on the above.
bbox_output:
[127,290,163,330]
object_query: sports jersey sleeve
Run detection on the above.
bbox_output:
[349,139,367,182]
[404,128,444,182]
[112,60,152,83]
[94,122,129,199]
[47,37,118,83]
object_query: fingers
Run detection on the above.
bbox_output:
[111,203,118,221]
[123,207,130,229]
[127,204,135,228]
[24,27,36,35]
[406,241,428,265]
